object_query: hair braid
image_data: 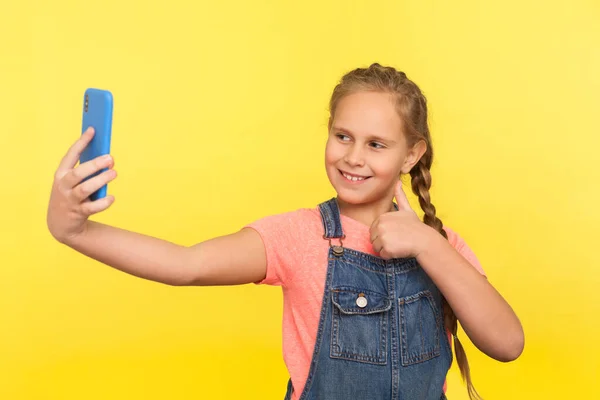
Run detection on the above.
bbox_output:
[410,158,482,400]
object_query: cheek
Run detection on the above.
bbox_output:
[370,154,403,178]
[325,140,343,164]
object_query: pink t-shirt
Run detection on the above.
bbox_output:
[245,207,485,399]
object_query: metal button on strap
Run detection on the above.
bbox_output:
[332,245,344,256]
[356,293,368,308]
[325,235,346,257]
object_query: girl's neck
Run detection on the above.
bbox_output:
[336,196,396,229]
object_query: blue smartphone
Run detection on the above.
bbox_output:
[80,88,113,201]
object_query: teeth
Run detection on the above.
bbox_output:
[343,172,365,181]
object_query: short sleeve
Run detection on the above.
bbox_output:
[244,209,318,286]
[444,227,486,277]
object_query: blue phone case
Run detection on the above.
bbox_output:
[80,88,113,201]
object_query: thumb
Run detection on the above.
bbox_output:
[394,180,412,211]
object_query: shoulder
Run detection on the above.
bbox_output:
[244,207,324,247]
[443,226,468,248]
[247,207,322,232]
[243,207,324,286]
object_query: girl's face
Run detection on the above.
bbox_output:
[325,90,424,206]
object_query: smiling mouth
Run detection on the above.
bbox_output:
[339,169,372,182]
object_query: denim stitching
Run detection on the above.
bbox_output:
[441,304,454,369]
[330,301,388,365]
[318,201,333,239]
[330,198,344,238]
[389,268,400,399]
[331,288,392,315]
[298,250,336,400]
[319,198,338,239]
[339,250,419,273]
[398,290,442,366]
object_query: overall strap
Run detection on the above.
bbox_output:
[317,198,345,239]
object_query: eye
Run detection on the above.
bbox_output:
[336,133,351,142]
[369,142,385,149]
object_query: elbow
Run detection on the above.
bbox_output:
[166,247,203,286]
[159,272,198,287]
[152,274,193,287]
[496,344,524,363]
[165,269,200,287]
[165,278,191,287]
[494,328,525,363]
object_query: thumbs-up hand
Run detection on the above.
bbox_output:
[370,180,432,260]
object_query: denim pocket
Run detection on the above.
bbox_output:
[330,288,392,365]
[398,290,442,366]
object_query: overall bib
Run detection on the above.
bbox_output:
[284,198,452,400]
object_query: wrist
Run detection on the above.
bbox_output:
[414,223,445,260]
[62,221,91,248]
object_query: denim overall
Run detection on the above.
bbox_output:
[284,198,452,400]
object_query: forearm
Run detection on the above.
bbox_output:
[64,220,194,286]
[416,229,524,362]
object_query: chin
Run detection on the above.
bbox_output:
[326,166,382,205]
[331,183,373,205]
[335,188,361,201]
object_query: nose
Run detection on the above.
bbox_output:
[344,144,365,167]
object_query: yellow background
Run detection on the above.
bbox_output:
[1,0,599,398]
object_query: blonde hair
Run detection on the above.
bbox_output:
[329,63,482,400]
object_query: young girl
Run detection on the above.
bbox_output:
[47,63,524,400]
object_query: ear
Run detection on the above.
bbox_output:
[400,139,427,174]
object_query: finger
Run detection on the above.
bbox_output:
[71,169,117,202]
[62,154,114,190]
[394,180,412,211]
[372,237,383,253]
[369,218,379,242]
[379,248,392,260]
[370,232,379,244]
[370,232,378,244]
[57,127,95,173]
[81,195,115,216]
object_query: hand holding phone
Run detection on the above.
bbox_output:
[47,126,117,244]
[80,88,113,201]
